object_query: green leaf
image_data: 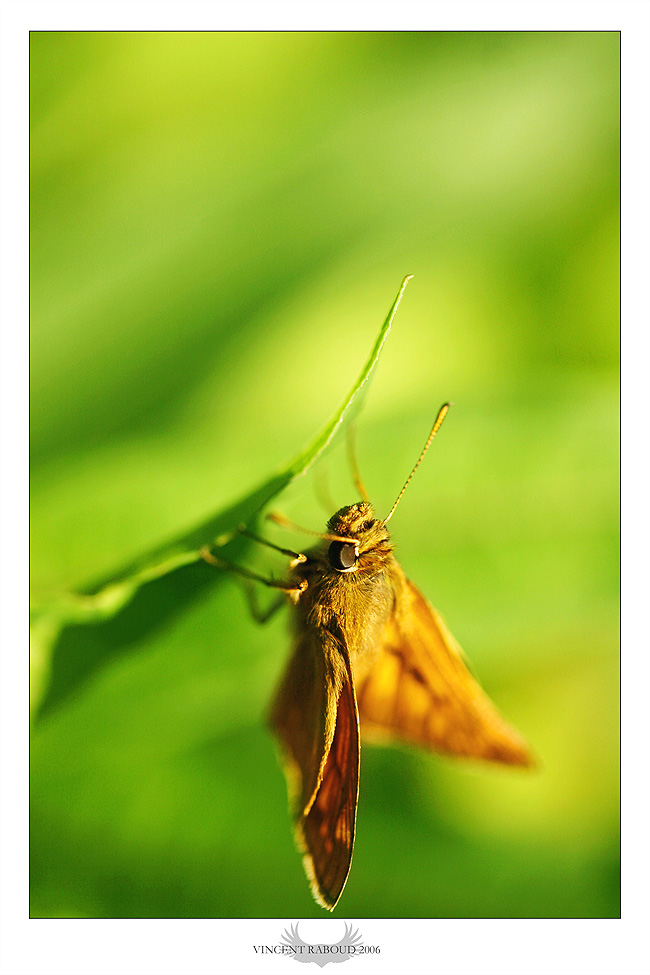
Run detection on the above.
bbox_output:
[30,275,412,717]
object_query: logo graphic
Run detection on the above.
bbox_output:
[281,923,363,967]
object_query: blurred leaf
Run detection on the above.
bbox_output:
[30,275,412,717]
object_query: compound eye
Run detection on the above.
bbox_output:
[328,541,357,571]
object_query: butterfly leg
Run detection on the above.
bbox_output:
[200,546,308,602]
[239,581,287,624]
[237,526,307,568]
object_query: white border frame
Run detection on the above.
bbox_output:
[3,5,648,975]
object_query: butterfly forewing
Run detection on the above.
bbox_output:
[353,579,533,767]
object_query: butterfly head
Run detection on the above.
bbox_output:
[326,502,392,574]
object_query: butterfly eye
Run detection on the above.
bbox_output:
[328,541,357,571]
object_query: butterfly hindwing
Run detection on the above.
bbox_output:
[353,579,533,767]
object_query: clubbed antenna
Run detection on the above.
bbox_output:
[383,403,451,524]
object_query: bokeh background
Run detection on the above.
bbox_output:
[30,31,619,918]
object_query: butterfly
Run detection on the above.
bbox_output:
[264,404,533,910]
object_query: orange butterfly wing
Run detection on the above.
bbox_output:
[353,579,533,767]
[269,628,360,910]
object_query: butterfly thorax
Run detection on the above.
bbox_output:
[291,502,404,658]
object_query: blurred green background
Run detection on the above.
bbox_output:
[30,31,619,918]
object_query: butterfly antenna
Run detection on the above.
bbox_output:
[383,403,451,524]
[346,423,370,503]
[314,465,338,515]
